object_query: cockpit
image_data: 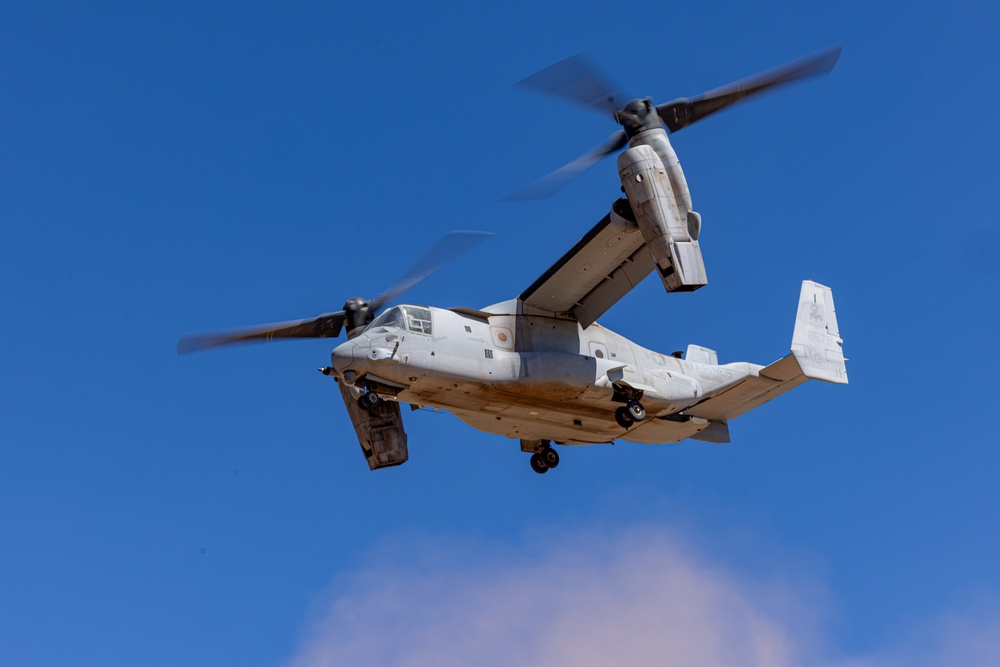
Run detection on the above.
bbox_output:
[366,305,433,335]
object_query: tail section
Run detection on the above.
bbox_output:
[685,280,847,423]
[791,280,848,384]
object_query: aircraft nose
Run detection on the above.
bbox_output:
[329,339,357,374]
[329,334,374,375]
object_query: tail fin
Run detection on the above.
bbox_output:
[790,280,848,384]
[685,280,847,423]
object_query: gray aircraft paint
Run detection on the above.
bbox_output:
[330,280,846,467]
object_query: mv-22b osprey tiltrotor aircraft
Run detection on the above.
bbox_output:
[179,48,848,474]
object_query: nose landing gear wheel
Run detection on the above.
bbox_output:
[530,453,549,474]
[357,392,381,410]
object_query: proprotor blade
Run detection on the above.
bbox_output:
[656,46,841,133]
[369,230,493,311]
[176,311,347,354]
[514,53,626,116]
[504,130,627,200]
[177,231,491,355]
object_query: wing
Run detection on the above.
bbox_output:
[519,200,655,327]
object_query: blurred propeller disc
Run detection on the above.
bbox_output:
[509,46,841,199]
[176,312,348,354]
[177,231,492,354]
[504,130,626,201]
[370,231,493,311]
[656,46,841,133]
[514,53,626,116]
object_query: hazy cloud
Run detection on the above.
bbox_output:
[284,525,998,667]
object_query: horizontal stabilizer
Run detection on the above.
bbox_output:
[686,281,847,422]
[686,356,808,421]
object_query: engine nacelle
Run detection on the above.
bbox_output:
[617,141,707,293]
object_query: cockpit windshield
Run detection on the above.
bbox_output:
[368,307,405,330]
[367,305,432,335]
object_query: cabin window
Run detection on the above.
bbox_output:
[401,306,432,335]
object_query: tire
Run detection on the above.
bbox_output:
[529,453,548,474]
[627,400,645,422]
[614,406,634,429]
[359,392,381,409]
[542,447,560,469]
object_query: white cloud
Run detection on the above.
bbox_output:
[284,525,999,667]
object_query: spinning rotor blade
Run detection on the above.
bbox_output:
[370,230,493,311]
[656,46,841,133]
[177,231,491,355]
[510,47,840,199]
[514,54,626,116]
[177,312,347,354]
[504,130,627,200]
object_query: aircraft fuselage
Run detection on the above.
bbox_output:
[329,301,758,446]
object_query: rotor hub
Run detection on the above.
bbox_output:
[343,297,373,337]
[614,98,661,138]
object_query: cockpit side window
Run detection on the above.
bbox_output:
[401,306,432,335]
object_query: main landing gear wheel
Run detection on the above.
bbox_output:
[357,392,381,410]
[627,400,646,422]
[614,400,646,428]
[530,445,560,474]
[541,446,560,469]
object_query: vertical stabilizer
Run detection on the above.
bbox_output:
[685,344,718,365]
[685,280,847,422]
[791,281,848,384]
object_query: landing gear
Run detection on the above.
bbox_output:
[614,400,646,428]
[357,391,381,410]
[614,406,633,428]
[541,447,560,468]
[529,443,560,474]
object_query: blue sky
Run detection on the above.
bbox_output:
[2,1,999,665]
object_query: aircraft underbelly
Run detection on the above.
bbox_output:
[442,400,713,446]
[446,404,617,444]
[620,415,714,445]
[397,378,708,446]
[364,344,713,445]
[392,374,609,442]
